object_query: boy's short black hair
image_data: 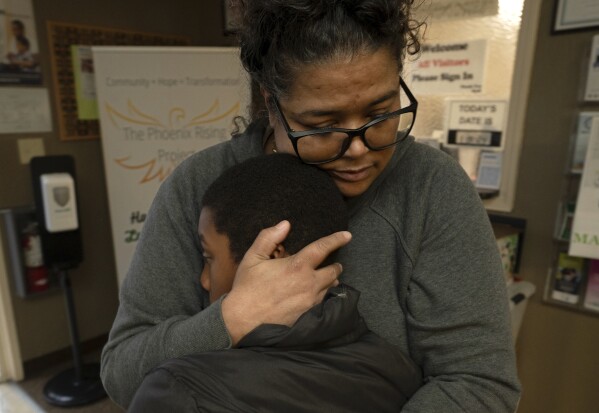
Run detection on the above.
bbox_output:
[202,153,348,263]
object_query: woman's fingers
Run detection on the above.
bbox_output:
[224,225,352,345]
[314,262,343,290]
[243,220,291,262]
[294,231,352,269]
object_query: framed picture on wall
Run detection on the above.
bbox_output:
[223,0,242,35]
[553,0,599,33]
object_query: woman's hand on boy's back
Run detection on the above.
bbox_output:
[221,220,352,346]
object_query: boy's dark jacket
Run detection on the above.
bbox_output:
[128,284,422,412]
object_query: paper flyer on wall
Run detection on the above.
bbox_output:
[71,45,98,120]
[404,39,487,95]
[0,87,52,133]
[569,117,599,259]
[93,47,249,286]
[0,0,42,85]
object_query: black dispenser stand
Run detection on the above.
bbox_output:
[42,266,106,406]
[30,156,106,406]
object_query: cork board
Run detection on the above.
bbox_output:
[47,21,190,141]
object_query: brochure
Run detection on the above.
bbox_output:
[571,112,599,173]
[552,253,585,304]
[584,35,599,101]
[583,260,599,312]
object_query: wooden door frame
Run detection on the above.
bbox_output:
[485,0,543,212]
[0,234,23,382]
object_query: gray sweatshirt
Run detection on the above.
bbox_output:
[100,120,521,411]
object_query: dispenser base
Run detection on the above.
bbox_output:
[43,363,106,407]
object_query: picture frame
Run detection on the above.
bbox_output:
[223,0,242,35]
[553,0,599,33]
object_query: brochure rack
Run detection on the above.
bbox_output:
[543,113,599,316]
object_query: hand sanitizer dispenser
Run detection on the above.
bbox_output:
[30,155,83,268]
[40,173,79,232]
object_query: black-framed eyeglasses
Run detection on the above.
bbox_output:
[272,78,418,165]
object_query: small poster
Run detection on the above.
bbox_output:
[406,39,487,95]
[583,260,599,312]
[0,0,42,85]
[71,45,98,120]
[552,253,585,304]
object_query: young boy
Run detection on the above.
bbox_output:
[129,154,422,412]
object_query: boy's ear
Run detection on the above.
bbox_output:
[200,270,210,291]
[270,243,287,259]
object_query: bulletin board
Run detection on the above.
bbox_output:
[47,21,190,141]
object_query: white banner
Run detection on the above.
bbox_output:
[569,117,599,259]
[93,47,249,285]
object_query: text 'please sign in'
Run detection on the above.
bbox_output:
[407,39,487,95]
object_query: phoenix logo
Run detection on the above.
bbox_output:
[105,99,240,184]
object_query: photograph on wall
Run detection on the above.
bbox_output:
[0,0,42,85]
[554,0,599,32]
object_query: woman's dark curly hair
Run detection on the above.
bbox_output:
[238,0,422,108]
